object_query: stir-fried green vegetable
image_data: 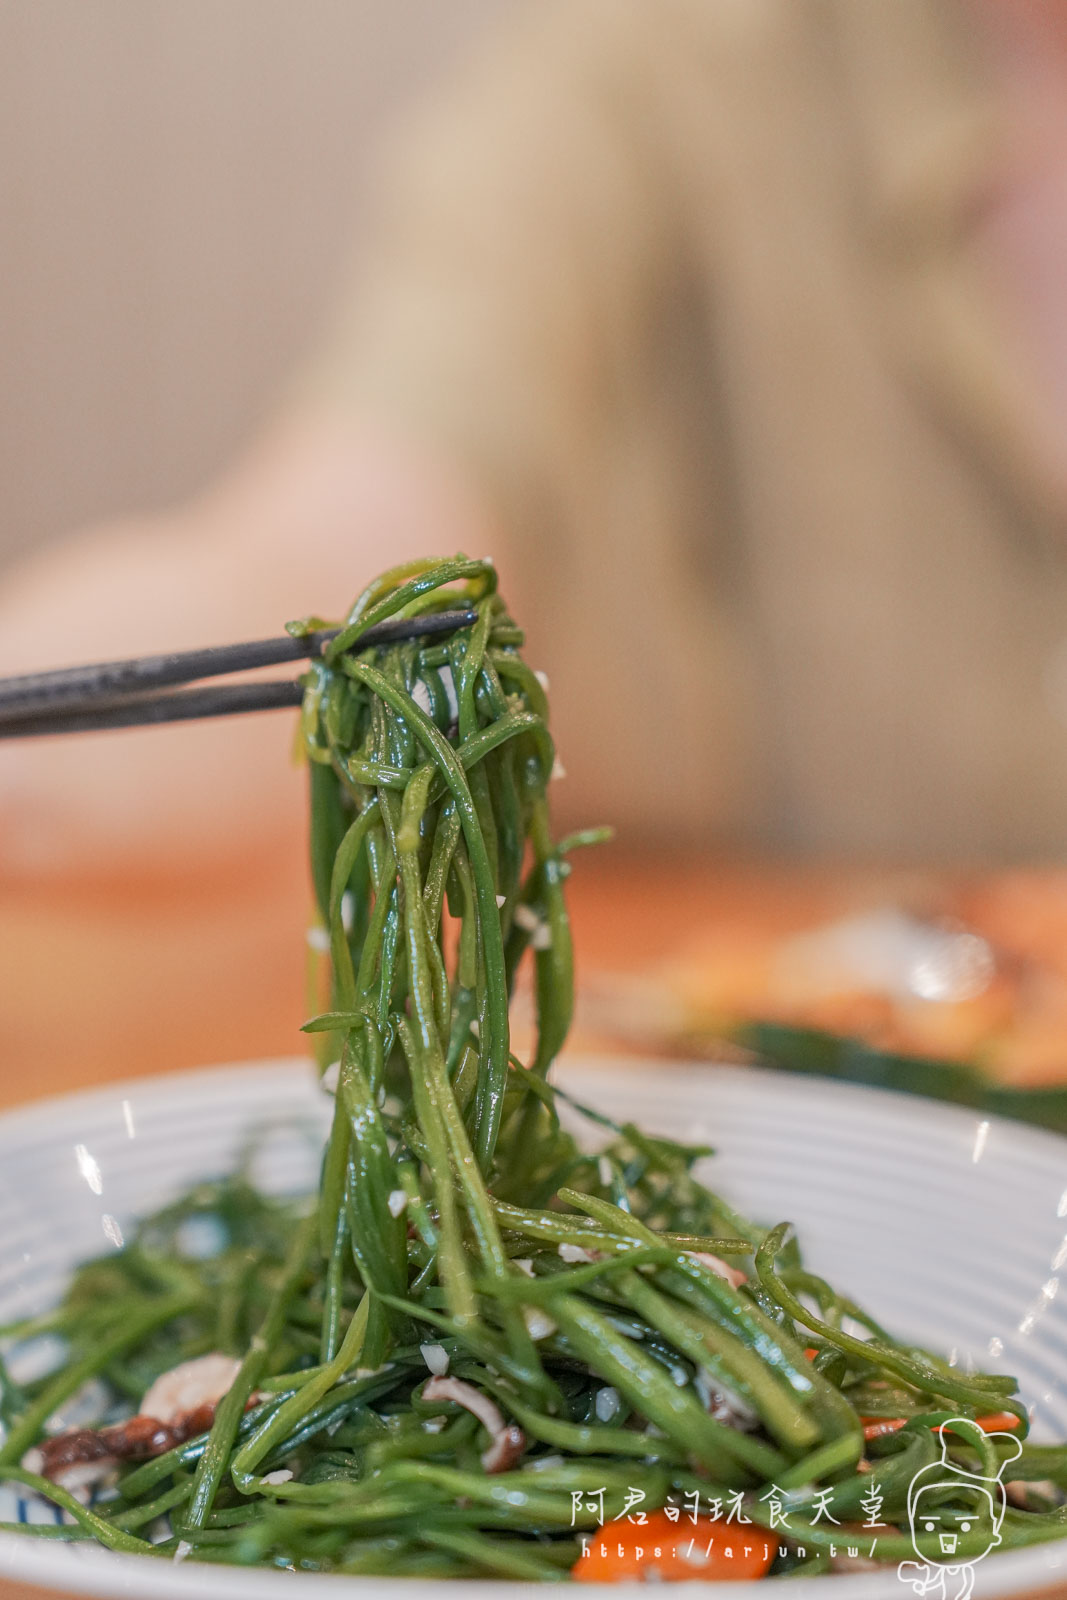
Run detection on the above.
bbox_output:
[2,556,1066,1581]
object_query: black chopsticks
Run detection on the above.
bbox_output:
[0,608,477,738]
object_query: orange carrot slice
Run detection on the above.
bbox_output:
[860,1412,1021,1442]
[573,1511,775,1583]
[860,1417,907,1441]
[973,1412,1022,1433]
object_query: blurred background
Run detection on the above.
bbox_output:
[0,0,516,568]
[6,0,1067,1126]
[0,0,519,1094]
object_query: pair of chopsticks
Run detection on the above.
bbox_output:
[0,610,477,738]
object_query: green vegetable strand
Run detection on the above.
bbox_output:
[3,557,1065,1582]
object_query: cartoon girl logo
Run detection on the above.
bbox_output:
[898,1418,1023,1600]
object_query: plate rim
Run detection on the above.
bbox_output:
[2,1053,1066,1600]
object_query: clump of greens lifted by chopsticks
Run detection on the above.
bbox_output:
[2,556,1067,1582]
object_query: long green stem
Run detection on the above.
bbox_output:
[6,556,1063,1582]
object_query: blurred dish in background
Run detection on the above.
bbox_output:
[570,863,1067,1130]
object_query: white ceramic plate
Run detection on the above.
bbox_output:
[1,1057,1066,1600]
